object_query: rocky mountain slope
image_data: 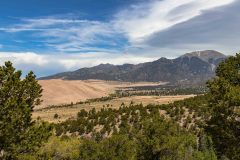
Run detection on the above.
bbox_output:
[40,50,226,84]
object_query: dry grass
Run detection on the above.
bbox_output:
[33,95,195,123]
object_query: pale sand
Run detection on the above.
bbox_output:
[38,79,164,109]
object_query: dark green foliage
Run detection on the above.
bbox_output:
[0,62,52,159]
[136,117,216,160]
[22,136,81,160]
[206,54,240,159]
[78,109,88,118]
[78,117,216,160]
[54,113,59,119]
[79,139,100,160]
[79,135,136,160]
[55,94,210,138]
[136,118,194,160]
[115,85,208,97]
[50,88,219,160]
[100,135,136,160]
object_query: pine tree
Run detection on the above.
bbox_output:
[0,61,52,159]
[206,54,240,159]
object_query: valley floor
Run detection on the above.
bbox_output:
[33,95,194,123]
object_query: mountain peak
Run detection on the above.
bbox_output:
[181,50,226,63]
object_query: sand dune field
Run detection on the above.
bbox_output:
[38,79,164,109]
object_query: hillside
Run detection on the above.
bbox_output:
[39,50,226,84]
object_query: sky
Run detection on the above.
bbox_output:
[0,0,239,77]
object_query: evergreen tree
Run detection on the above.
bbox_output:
[206,54,240,159]
[137,117,216,160]
[0,62,52,159]
[79,139,100,160]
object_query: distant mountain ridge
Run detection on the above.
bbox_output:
[40,50,227,84]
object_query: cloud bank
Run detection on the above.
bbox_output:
[0,0,238,76]
[114,0,235,43]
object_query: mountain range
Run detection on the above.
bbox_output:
[40,50,227,84]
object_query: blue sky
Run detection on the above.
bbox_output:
[0,0,239,77]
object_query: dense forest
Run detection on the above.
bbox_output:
[1,54,240,159]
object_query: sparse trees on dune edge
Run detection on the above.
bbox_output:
[0,62,52,159]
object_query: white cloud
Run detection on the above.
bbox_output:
[0,0,235,54]
[0,18,119,53]
[0,52,48,66]
[114,0,235,43]
[0,19,101,32]
[0,52,157,77]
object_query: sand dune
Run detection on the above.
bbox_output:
[38,79,163,109]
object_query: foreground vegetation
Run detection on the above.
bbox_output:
[1,54,240,159]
